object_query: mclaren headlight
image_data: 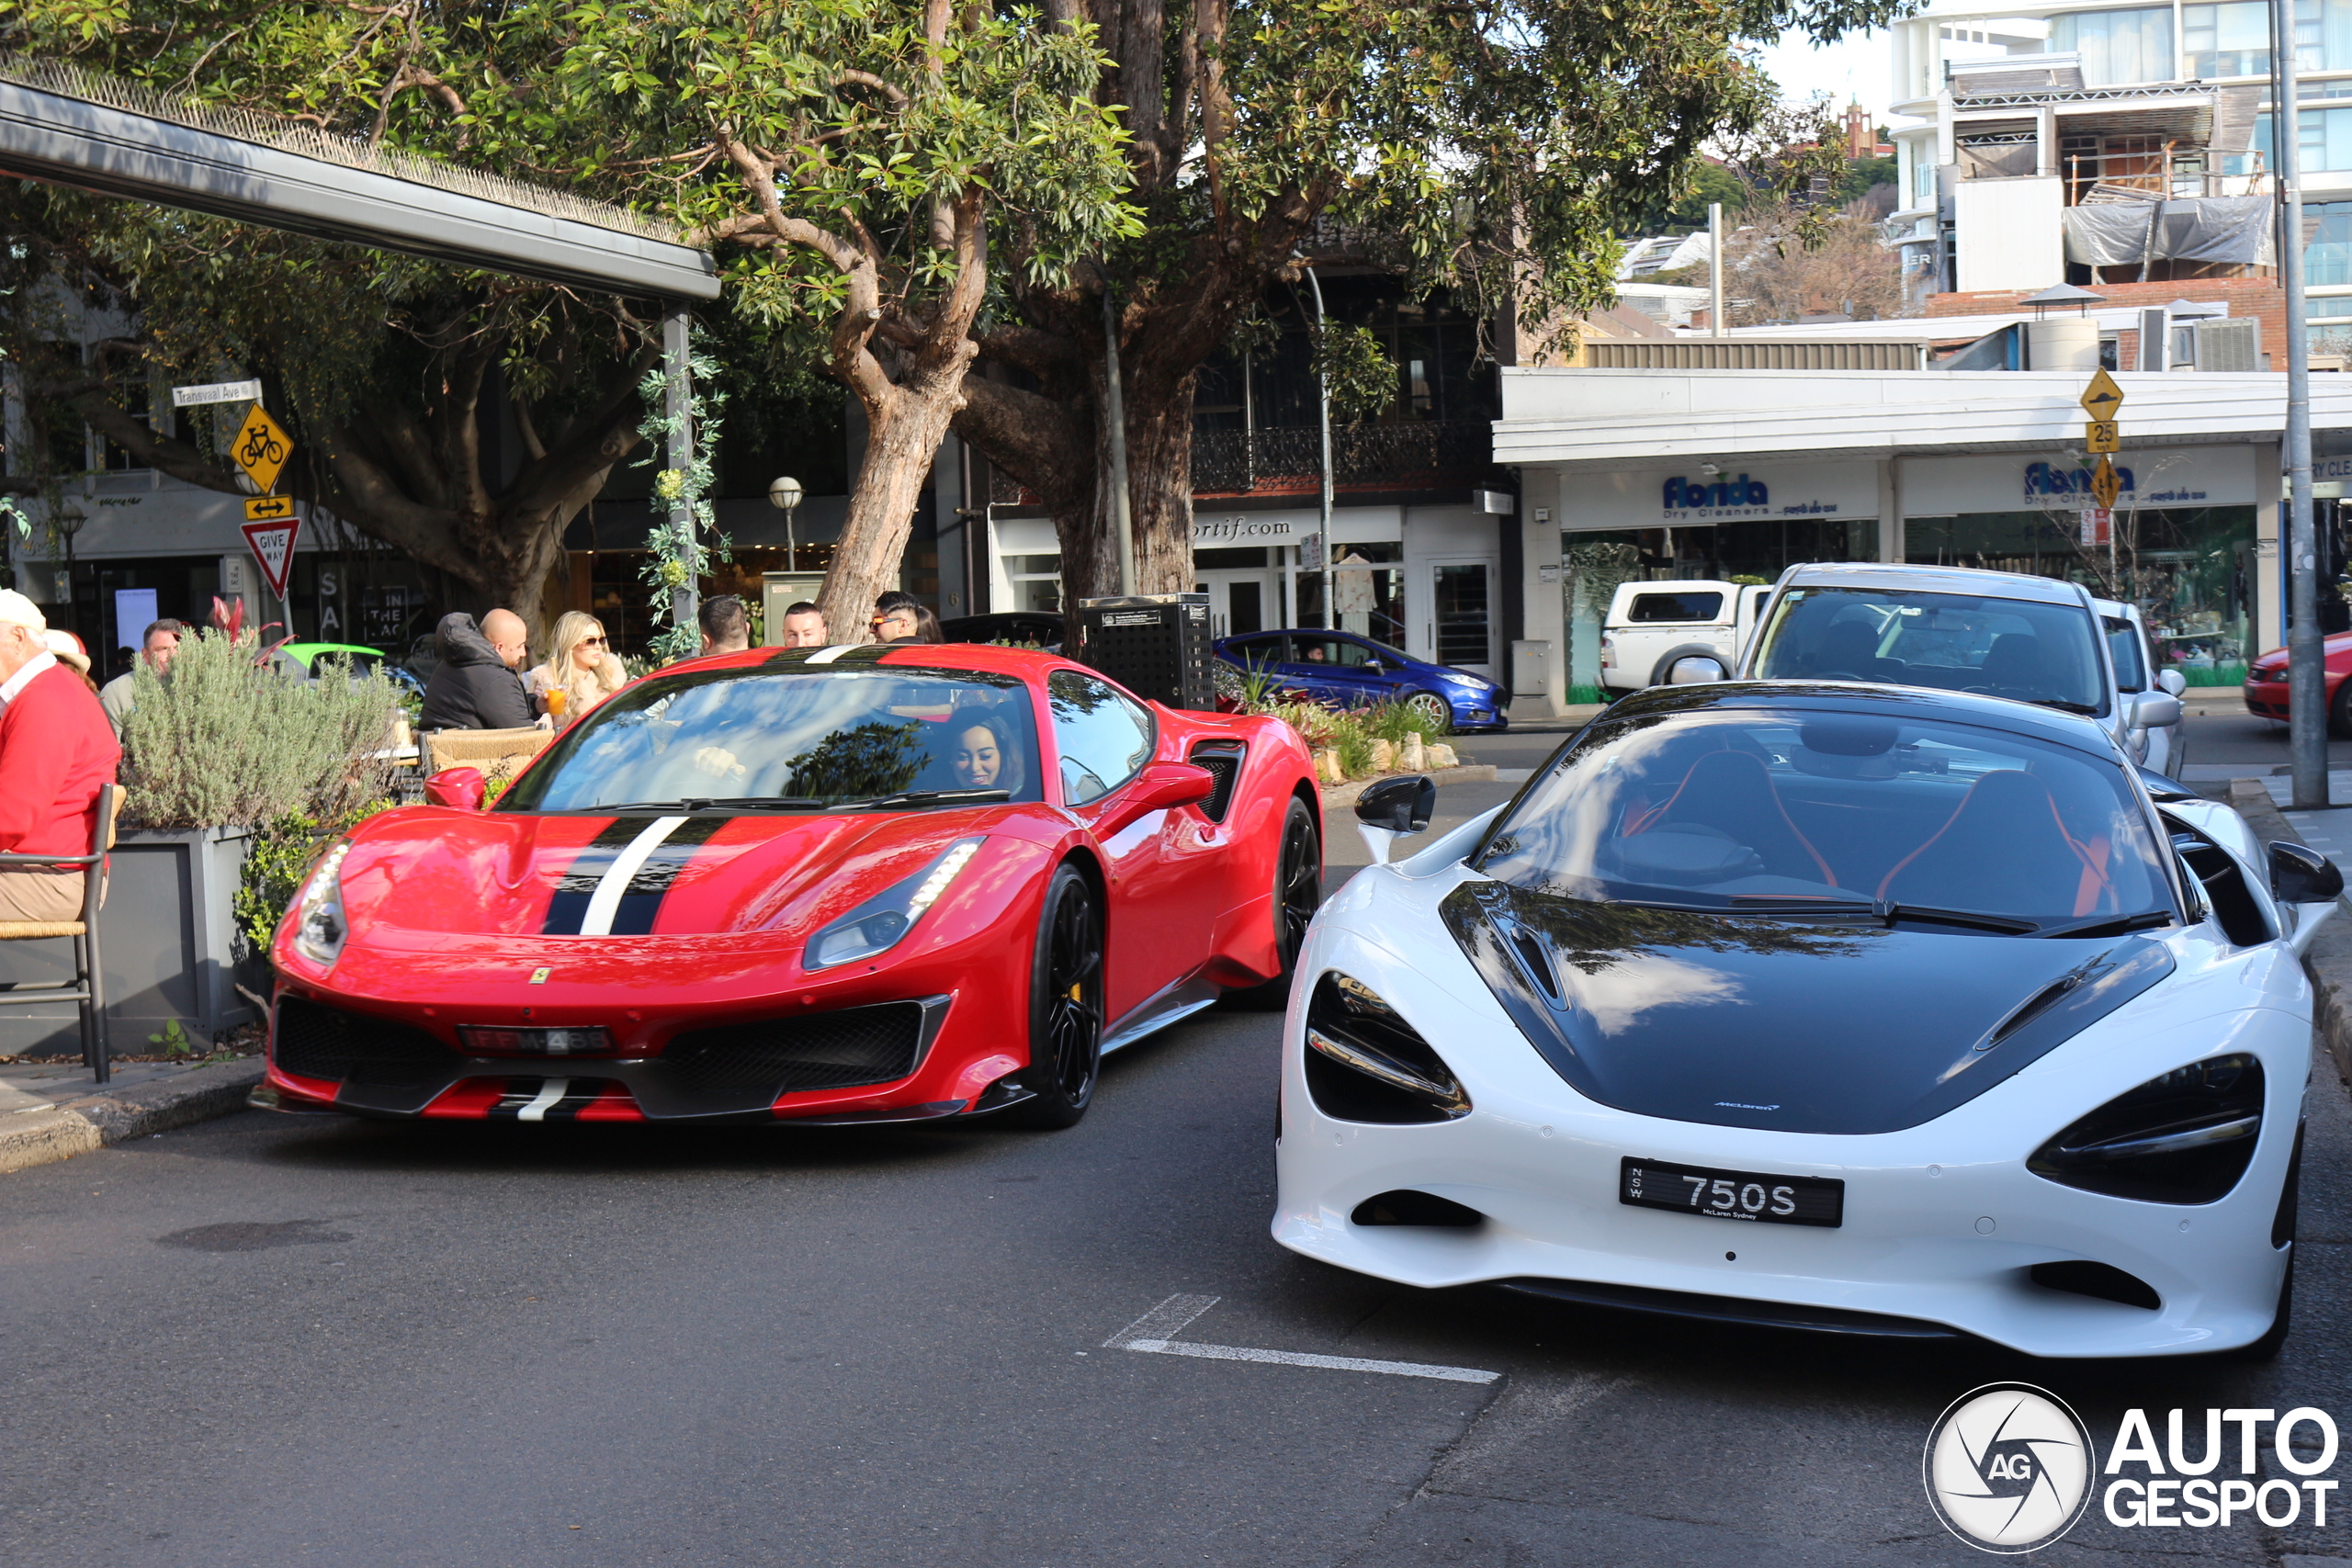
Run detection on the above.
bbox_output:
[290,840,353,968]
[804,837,984,972]
[1303,972,1469,1123]
[2028,1054,2265,1204]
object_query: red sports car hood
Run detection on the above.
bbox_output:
[335,805,1027,942]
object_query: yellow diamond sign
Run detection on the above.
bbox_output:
[2090,455,2122,508]
[2079,369,2124,421]
[231,401,291,493]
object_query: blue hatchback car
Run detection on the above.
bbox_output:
[1212,627,1509,732]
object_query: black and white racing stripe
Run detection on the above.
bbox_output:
[544,815,732,936]
[484,1077,612,1121]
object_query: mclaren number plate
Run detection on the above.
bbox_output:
[1620,1157,1843,1228]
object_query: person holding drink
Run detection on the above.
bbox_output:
[526,612,626,728]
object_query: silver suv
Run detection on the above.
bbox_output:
[1717,563,2138,754]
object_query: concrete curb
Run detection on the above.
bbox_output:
[2225,779,2352,1087]
[1,1055,264,1176]
[1321,765,1499,809]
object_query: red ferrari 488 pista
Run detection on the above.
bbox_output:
[256,643,1321,1130]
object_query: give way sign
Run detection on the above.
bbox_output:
[240,513,301,598]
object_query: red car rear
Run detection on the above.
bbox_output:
[2243,633,2352,730]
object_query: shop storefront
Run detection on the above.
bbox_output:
[984,502,1506,675]
[1548,446,2264,699]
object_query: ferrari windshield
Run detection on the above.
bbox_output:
[1748,587,2108,716]
[1476,706,2175,929]
[499,666,1043,812]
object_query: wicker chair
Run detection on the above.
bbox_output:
[424,726,551,790]
[0,782,118,1082]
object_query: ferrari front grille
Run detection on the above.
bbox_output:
[273,996,458,1087]
[662,1001,926,1100]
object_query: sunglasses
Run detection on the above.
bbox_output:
[576,636,607,648]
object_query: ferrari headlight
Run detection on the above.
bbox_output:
[290,841,353,968]
[805,837,984,971]
[2028,1054,2265,1204]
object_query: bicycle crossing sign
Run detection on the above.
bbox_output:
[240,513,301,598]
[231,401,291,493]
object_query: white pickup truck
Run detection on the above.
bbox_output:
[1599,579,1774,694]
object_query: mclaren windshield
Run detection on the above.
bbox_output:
[499,665,1044,813]
[1476,706,2176,933]
[1748,587,2109,716]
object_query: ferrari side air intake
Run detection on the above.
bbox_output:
[1303,972,1470,1124]
[2027,1054,2265,1204]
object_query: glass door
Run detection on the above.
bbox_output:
[1425,558,1495,675]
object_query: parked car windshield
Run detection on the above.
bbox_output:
[500,667,1044,812]
[1748,587,2108,716]
[1476,706,2174,928]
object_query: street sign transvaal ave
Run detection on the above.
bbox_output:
[171,378,262,408]
[243,495,292,521]
[2079,369,2124,420]
[2089,455,2122,508]
[240,514,300,599]
[231,401,291,493]
[2084,420,2120,453]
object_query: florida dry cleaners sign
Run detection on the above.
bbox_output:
[1658,472,1847,520]
[2022,461,2212,506]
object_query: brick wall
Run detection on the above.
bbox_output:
[1925,277,2289,368]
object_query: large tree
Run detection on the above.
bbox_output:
[952,0,1912,598]
[0,1,663,630]
[497,0,1136,638]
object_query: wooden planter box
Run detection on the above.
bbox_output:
[0,825,257,1057]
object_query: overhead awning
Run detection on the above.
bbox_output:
[0,59,718,300]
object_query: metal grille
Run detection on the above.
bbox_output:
[1188,741,1245,822]
[662,1002,925,1100]
[274,996,457,1087]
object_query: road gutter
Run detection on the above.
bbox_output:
[0,1055,263,1175]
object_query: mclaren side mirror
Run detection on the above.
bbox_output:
[1666,655,1730,685]
[1355,774,1437,867]
[1356,775,1436,835]
[424,766,488,811]
[2270,840,2345,905]
[2156,669,2188,698]
[2134,692,2183,728]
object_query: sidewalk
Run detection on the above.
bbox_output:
[0,1052,263,1174]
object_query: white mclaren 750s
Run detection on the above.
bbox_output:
[1275,682,2340,1359]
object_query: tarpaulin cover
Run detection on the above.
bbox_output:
[2062,196,2276,267]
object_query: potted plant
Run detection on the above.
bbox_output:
[0,623,401,1055]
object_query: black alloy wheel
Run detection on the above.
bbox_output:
[1002,863,1104,1129]
[1224,795,1321,1011]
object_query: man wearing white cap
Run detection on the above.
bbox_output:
[0,590,119,920]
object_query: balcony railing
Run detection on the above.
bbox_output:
[988,417,1494,505]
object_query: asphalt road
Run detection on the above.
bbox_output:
[10,752,2352,1566]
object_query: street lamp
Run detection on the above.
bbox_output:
[768,475,804,571]
[51,501,86,637]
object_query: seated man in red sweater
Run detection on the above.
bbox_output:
[0,590,120,921]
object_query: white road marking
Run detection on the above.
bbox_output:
[515,1079,571,1122]
[1102,1293,1499,1385]
[579,817,689,935]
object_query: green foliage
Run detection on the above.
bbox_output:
[1310,322,1399,428]
[232,801,389,957]
[1358,700,1453,745]
[148,1018,190,1058]
[636,333,730,661]
[120,629,404,829]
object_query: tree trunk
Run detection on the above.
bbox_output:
[818,371,970,641]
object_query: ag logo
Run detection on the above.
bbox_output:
[1924,1382,2096,1552]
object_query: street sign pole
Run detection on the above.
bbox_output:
[2280,0,2328,808]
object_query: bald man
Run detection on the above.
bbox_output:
[419,609,536,731]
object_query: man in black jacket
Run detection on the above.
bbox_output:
[419,610,535,730]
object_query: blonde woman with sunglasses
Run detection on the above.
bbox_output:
[526,611,626,725]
